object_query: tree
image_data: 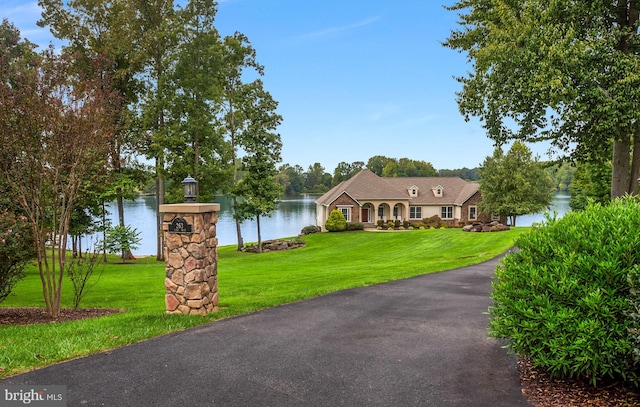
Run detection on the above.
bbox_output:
[276,164,304,196]
[479,142,553,226]
[367,155,395,176]
[304,163,330,192]
[164,0,232,203]
[570,162,612,211]
[232,80,283,253]
[104,225,142,263]
[38,0,159,261]
[0,32,118,316]
[332,161,364,186]
[445,1,640,199]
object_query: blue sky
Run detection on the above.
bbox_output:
[1,0,553,172]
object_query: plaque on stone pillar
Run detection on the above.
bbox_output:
[168,217,192,233]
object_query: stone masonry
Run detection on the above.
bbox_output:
[160,204,220,315]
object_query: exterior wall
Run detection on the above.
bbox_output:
[462,191,508,224]
[327,192,361,223]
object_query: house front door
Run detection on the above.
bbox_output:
[362,208,369,223]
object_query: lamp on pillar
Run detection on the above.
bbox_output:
[182,175,197,202]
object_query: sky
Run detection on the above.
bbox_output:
[1,0,554,173]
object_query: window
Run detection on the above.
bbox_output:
[339,207,351,222]
[410,206,422,219]
[469,206,477,221]
[492,213,500,221]
[441,206,453,219]
[378,206,384,218]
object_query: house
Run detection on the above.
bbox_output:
[315,169,500,229]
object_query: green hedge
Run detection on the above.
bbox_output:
[489,197,640,386]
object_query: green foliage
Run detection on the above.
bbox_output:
[325,210,347,232]
[300,225,321,235]
[628,265,640,365]
[479,142,553,226]
[422,215,446,229]
[104,225,141,263]
[369,156,437,178]
[438,167,480,181]
[67,246,103,309]
[444,1,640,198]
[0,211,34,303]
[489,197,640,386]
[545,162,575,192]
[570,161,611,211]
[345,222,364,231]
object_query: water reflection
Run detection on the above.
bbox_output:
[85,193,569,256]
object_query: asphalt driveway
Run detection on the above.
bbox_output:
[2,252,530,406]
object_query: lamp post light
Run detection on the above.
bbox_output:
[182,174,197,203]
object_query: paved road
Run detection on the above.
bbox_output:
[3,253,530,406]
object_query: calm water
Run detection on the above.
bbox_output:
[89,193,570,256]
[98,194,319,255]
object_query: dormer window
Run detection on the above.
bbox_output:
[408,185,419,197]
[432,185,444,197]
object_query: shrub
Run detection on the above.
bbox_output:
[423,215,445,229]
[300,225,321,235]
[325,210,347,232]
[387,221,395,230]
[377,220,385,228]
[0,211,34,303]
[489,197,640,386]
[346,222,364,231]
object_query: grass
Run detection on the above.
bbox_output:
[0,228,527,378]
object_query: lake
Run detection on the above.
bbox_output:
[93,193,571,256]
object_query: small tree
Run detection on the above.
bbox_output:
[0,25,119,317]
[479,141,553,226]
[104,225,141,263]
[67,241,103,309]
[325,210,347,232]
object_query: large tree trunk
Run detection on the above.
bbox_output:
[611,134,631,199]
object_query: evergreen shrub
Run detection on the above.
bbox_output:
[423,215,445,228]
[301,225,321,235]
[325,210,347,232]
[489,197,640,386]
[345,222,364,231]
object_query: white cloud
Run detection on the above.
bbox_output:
[302,16,380,39]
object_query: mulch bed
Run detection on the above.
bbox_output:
[518,355,640,406]
[0,307,122,325]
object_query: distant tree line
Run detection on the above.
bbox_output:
[275,155,483,196]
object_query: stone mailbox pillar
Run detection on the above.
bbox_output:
[159,203,220,315]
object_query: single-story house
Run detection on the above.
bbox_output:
[315,169,502,229]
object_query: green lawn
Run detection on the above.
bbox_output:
[0,228,527,378]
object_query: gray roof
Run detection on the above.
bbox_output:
[316,169,479,206]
